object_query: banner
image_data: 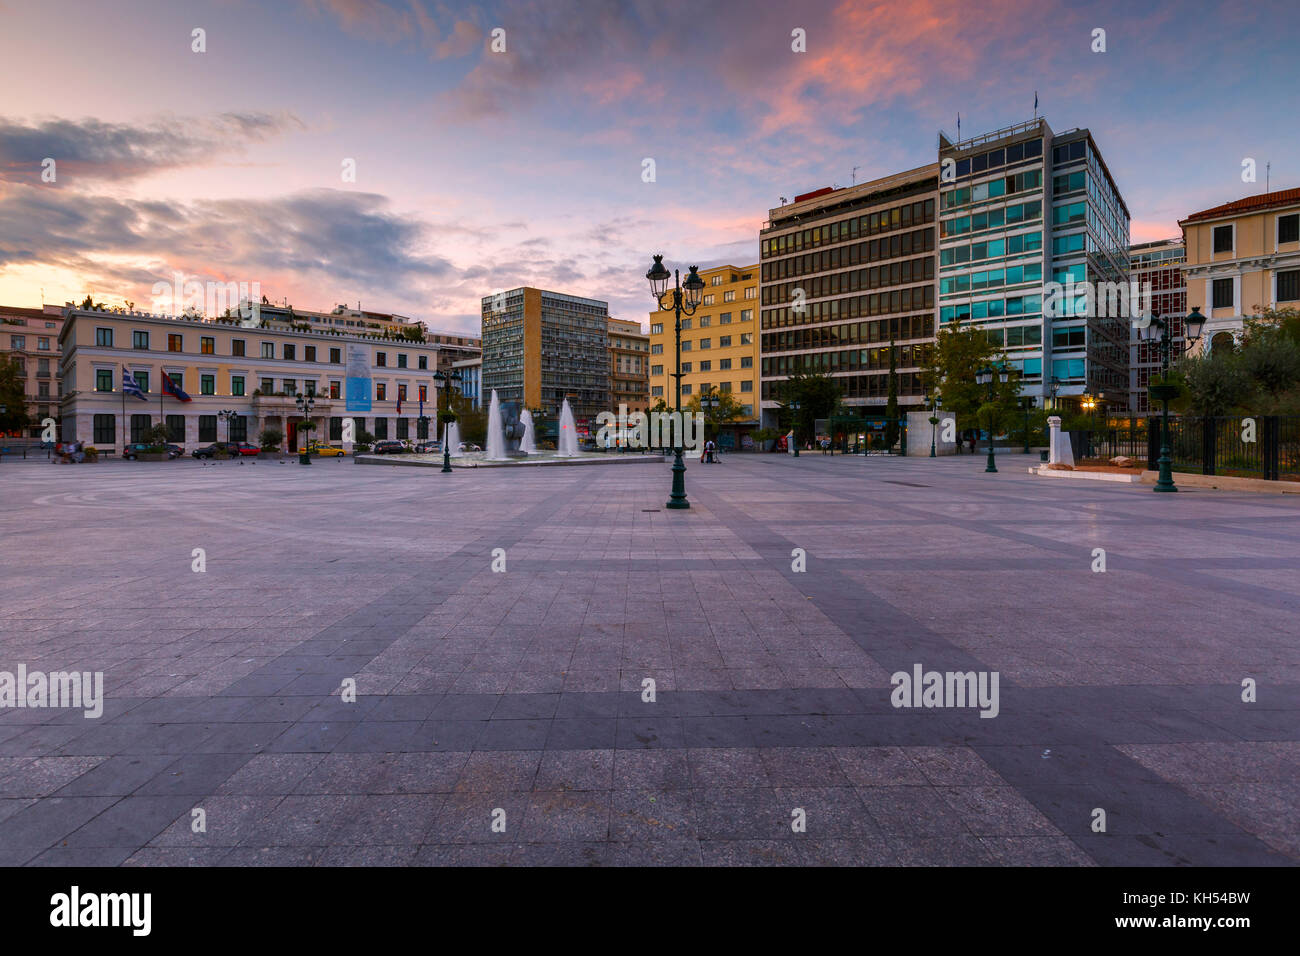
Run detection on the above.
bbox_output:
[345,343,372,412]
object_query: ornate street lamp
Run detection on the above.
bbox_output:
[975,365,1003,473]
[294,393,315,465]
[433,368,462,474]
[1143,306,1205,492]
[929,392,941,458]
[646,255,704,509]
[217,408,238,445]
[788,399,801,456]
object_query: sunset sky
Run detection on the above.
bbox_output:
[1,0,1296,334]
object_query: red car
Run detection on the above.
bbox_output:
[230,442,259,456]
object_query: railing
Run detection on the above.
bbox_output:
[1127,416,1300,482]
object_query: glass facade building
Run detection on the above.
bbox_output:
[938,119,1131,411]
[1128,240,1186,414]
[481,287,611,424]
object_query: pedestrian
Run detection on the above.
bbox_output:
[968,432,977,454]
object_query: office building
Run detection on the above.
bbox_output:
[1,304,65,438]
[1128,239,1186,414]
[938,118,1131,413]
[649,264,760,431]
[607,318,650,414]
[758,169,938,427]
[480,287,610,425]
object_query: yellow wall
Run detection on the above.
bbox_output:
[1183,201,1300,321]
[648,264,760,421]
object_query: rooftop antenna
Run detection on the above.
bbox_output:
[851,166,861,186]
[1266,161,1271,193]
[779,196,788,205]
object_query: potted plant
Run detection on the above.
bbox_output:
[135,424,174,461]
[258,428,283,458]
[1148,374,1181,404]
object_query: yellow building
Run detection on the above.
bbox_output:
[1180,187,1300,354]
[648,264,760,438]
[57,303,475,454]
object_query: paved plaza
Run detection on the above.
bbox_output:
[0,452,1297,866]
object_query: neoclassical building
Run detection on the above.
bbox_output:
[1180,187,1300,354]
[57,304,478,454]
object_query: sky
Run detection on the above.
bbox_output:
[0,0,1296,335]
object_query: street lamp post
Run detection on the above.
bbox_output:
[434,368,462,474]
[929,392,941,458]
[294,393,315,465]
[701,389,719,462]
[1144,306,1205,493]
[217,408,237,445]
[646,255,705,510]
[1018,397,1032,454]
[975,365,1002,473]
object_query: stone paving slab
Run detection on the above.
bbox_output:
[0,453,1297,865]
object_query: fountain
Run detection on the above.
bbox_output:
[485,389,508,460]
[556,398,579,457]
[519,409,536,454]
[444,420,462,458]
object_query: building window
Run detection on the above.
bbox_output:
[651,323,663,335]
[232,339,246,357]
[93,414,115,444]
[330,348,341,363]
[396,418,409,439]
[740,309,753,322]
[700,338,711,350]
[376,383,386,401]
[720,336,732,347]
[744,287,756,299]
[681,319,691,330]
[651,344,663,354]
[702,295,714,306]
[95,369,113,391]
[711,275,722,286]
[262,342,274,358]
[260,377,274,394]
[740,333,753,345]
[651,365,663,376]
[133,371,149,393]
[723,290,735,302]
[283,379,296,395]
[1278,269,1299,302]
[232,375,245,396]
[305,346,316,362]
[1212,278,1234,309]
[681,362,692,373]
[418,355,427,370]
[699,361,711,372]
[1213,225,1233,253]
[720,358,732,369]
[741,379,753,392]
[96,328,113,347]
[167,372,183,391]
[398,354,407,368]
[130,414,151,443]
[201,336,214,354]
[330,380,341,399]
[133,331,149,350]
[681,341,692,351]
[651,385,664,397]
[398,384,407,402]
[201,374,215,395]
[283,344,296,360]
[330,417,343,440]
[741,356,753,368]
[699,316,710,327]
[9,335,24,350]
[305,381,317,397]
[719,382,732,393]
[166,415,185,442]
[199,415,217,442]
[376,352,387,367]
[229,416,248,442]
[1280,214,1300,245]
[681,384,692,396]
[418,384,427,402]
[374,418,388,439]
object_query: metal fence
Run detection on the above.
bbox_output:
[1069,416,1300,482]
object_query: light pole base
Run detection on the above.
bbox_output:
[299,453,311,465]
[665,449,690,509]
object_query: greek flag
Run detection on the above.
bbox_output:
[122,366,148,401]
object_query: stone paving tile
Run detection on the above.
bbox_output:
[2,456,1297,866]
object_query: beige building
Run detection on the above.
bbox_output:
[1180,187,1300,354]
[607,318,649,414]
[57,303,475,454]
[0,304,65,439]
[648,264,760,426]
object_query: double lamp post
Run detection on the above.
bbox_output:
[646,254,705,510]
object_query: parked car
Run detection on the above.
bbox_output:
[307,441,347,457]
[412,441,440,453]
[191,441,253,459]
[371,440,407,454]
[124,442,181,460]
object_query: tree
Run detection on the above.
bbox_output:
[259,428,283,452]
[776,367,842,446]
[684,387,746,440]
[0,356,30,435]
[884,340,900,449]
[1176,353,1250,416]
[448,391,487,446]
[920,319,1019,434]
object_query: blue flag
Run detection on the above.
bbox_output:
[122,366,148,401]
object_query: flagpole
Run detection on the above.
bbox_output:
[121,369,126,457]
